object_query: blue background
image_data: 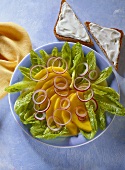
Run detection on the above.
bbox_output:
[0,0,125,169]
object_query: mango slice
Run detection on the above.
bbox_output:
[69,93,92,132]
[62,110,78,135]
[45,93,60,119]
[34,66,67,79]
[35,70,71,91]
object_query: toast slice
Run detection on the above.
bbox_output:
[84,21,124,70]
[54,0,93,47]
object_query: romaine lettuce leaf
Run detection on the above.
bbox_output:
[70,42,84,73]
[96,106,106,130]
[30,121,69,140]
[51,47,61,57]
[85,102,97,131]
[13,90,36,125]
[80,102,98,140]
[30,50,44,66]
[18,66,31,80]
[71,42,84,60]
[61,42,72,70]
[20,111,35,125]
[39,49,50,65]
[93,66,112,85]
[80,129,97,140]
[86,50,96,70]
[92,84,120,101]
[94,94,125,116]
[51,47,58,57]
[69,42,85,88]
[14,91,33,115]
[5,80,36,93]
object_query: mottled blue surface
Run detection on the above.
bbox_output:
[0,0,125,170]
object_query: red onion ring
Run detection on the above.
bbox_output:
[74,77,91,92]
[52,57,68,74]
[54,76,68,90]
[32,89,47,105]
[77,62,89,77]
[88,70,98,81]
[33,97,51,113]
[53,109,72,126]
[60,98,70,110]
[75,106,87,118]
[47,116,62,132]
[30,65,48,82]
[34,112,46,121]
[76,89,94,102]
[54,87,69,97]
[47,57,56,67]
[78,116,86,121]
[89,98,98,112]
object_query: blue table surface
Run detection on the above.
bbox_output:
[1,0,125,170]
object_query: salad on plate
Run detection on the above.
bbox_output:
[5,42,125,140]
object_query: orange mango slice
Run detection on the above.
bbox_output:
[69,93,92,132]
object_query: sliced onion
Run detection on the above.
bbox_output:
[33,97,51,113]
[78,116,86,121]
[75,106,87,118]
[89,70,98,81]
[30,65,48,82]
[77,89,94,102]
[32,89,47,105]
[47,57,56,67]
[53,109,72,126]
[89,98,98,112]
[47,116,62,132]
[60,98,70,110]
[34,112,46,121]
[52,57,68,74]
[54,76,68,90]
[76,62,89,77]
[74,77,91,92]
[54,87,69,97]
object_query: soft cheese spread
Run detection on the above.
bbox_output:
[89,23,121,66]
[56,2,90,42]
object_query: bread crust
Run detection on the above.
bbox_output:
[54,0,93,47]
[84,21,124,70]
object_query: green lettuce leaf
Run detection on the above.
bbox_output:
[85,103,98,131]
[70,42,85,88]
[80,130,97,140]
[18,66,31,80]
[70,42,84,73]
[86,50,96,70]
[51,47,61,57]
[92,84,120,101]
[30,120,69,140]
[14,90,36,125]
[93,66,112,85]
[14,91,33,115]
[61,42,72,70]
[39,49,50,65]
[71,42,83,60]
[5,80,36,93]
[94,94,125,116]
[80,102,98,140]
[96,106,106,130]
[30,50,44,66]
[20,111,36,125]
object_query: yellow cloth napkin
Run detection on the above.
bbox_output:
[0,22,32,99]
